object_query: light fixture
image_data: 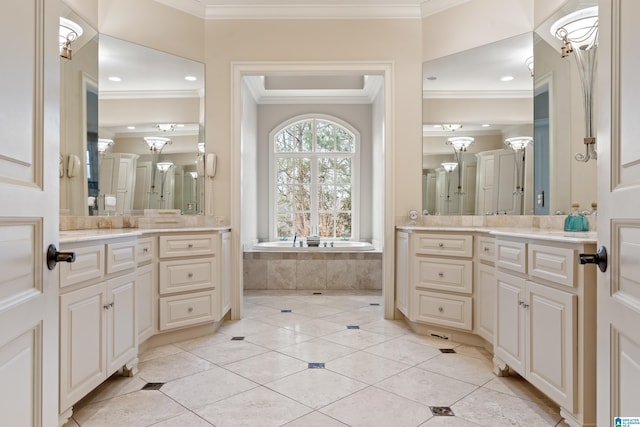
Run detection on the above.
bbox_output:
[97,138,113,153]
[144,136,171,152]
[500,76,514,82]
[156,162,173,172]
[505,136,533,213]
[189,172,198,179]
[446,136,474,196]
[157,123,176,132]
[441,162,458,213]
[551,6,598,162]
[59,17,83,60]
[442,124,462,132]
[185,76,197,82]
[525,56,534,77]
[198,142,205,154]
[441,162,457,172]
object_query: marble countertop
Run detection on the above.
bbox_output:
[60,227,230,244]
[396,226,597,244]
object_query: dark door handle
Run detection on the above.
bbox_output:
[47,244,76,270]
[578,245,607,272]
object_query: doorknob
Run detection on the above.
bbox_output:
[47,244,76,270]
[578,245,607,273]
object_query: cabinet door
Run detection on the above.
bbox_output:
[59,283,107,412]
[106,273,137,374]
[526,280,576,411]
[220,232,232,318]
[494,271,526,375]
[476,263,496,342]
[395,231,409,317]
[136,264,155,343]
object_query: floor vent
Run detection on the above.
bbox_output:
[281,309,292,313]
[346,325,360,329]
[141,383,164,391]
[231,336,245,341]
[430,406,454,416]
[312,292,323,295]
[308,362,325,369]
[369,303,380,306]
[439,348,456,353]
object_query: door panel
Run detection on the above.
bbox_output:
[598,0,640,423]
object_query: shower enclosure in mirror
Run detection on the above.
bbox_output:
[59,26,206,216]
[422,33,535,216]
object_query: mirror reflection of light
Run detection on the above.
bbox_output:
[108,76,121,82]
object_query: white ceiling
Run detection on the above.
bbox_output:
[154,0,470,19]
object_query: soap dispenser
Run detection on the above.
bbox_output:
[564,202,589,232]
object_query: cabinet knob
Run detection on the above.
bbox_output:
[438,306,444,312]
[188,307,193,313]
[188,244,193,248]
[438,243,444,248]
[438,272,444,277]
[483,247,489,252]
[143,248,148,253]
[188,272,193,278]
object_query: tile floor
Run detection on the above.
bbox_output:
[63,291,567,427]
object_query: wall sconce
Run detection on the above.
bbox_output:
[441,162,458,214]
[505,136,533,197]
[156,162,173,206]
[59,17,83,60]
[551,6,598,162]
[446,136,474,195]
[525,56,534,77]
[442,124,463,132]
[157,123,176,132]
[97,138,113,154]
[144,136,171,152]
[156,162,173,173]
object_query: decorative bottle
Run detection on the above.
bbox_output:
[564,202,589,232]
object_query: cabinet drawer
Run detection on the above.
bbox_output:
[415,257,472,294]
[59,244,104,288]
[136,237,155,265]
[477,236,496,263]
[413,290,472,330]
[528,244,576,287]
[159,234,217,258]
[496,240,527,273]
[159,258,216,295]
[159,290,216,331]
[106,240,136,275]
[414,233,473,257]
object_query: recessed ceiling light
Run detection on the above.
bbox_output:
[176,124,185,128]
[108,76,121,82]
[433,125,442,128]
[127,126,136,130]
[185,76,197,81]
[501,75,514,82]
[481,124,491,127]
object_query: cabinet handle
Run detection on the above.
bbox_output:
[522,303,529,309]
[103,304,110,310]
[188,307,194,313]
[483,247,489,252]
[438,272,444,277]
[143,248,148,253]
[438,243,444,248]
[519,301,525,306]
[438,306,444,312]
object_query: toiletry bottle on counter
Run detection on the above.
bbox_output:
[564,202,589,232]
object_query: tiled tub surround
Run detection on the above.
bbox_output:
[62,291,565,427]
[244,251,382,291]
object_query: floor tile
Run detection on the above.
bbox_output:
[357,318,412,338]
[75,374,147,406]
[451,387,562,426]
[266,368,368,409]
[160,366,258,409]
[326,350,412,384]
[321,327,391,350]
[364,336,442,365]
[375,367,478,408]
[173,331,233,351]
[259,311,314,328]
[138,344,184,362]
[242,326,314,350]
[277,337,358,363]
[281,317,349,337]
[194,386,311,427]
[224,350,308,384]
[452,344,493,362]
[320,386,433,427]
[282,411,349,426]
[188,339,269,365]
[149,412,214,426]
[72,390,187,427]
[214,318,277,338]
[419,415,484,426]
[137,352,213,383]
[482,375,557,405]
[416,353,495,386]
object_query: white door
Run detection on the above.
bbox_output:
[0,1,60,426]
[597,0,640,423]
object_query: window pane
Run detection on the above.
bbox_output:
[335,127,354,152]
[277,158,311,184]
[336,213,352,238]
[275,121,313,152]
[318,213,335,237]
[294,212,311,237]
[335,185,351,211]
[316,121,335,152]
[318,158,335,184]
[276,213,294,237]
[334,158,351,185]
[318,185,335,211]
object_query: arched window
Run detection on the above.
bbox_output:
[270,115,360,240]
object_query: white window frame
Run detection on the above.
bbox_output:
[269,114,360,241]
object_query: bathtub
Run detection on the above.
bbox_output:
[250,240,376,252]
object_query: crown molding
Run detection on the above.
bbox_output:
[99,89,202,100]
[420,0,471,17]
[423,90,533,99]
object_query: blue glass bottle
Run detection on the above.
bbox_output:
[564,203,589,232]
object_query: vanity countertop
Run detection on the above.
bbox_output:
[396,225,597,244]
[60,227,230,244]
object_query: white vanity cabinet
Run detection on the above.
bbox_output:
[493,236,596,427]
[398,231,474,331]
[475,235,495,342]
[58,237,138,419]
[136,236,156,343]
[158,231,231,331]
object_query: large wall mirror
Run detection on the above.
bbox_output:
[59,15,205,216]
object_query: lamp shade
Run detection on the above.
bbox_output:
[505,136,533,151]
[144,136,171,151]
[97,138,113,153]
[156,162,173,172]
[446,136,474,152]
[551,6,598,50]
[441,162,458,172]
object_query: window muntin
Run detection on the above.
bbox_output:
[271,116,358,240]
